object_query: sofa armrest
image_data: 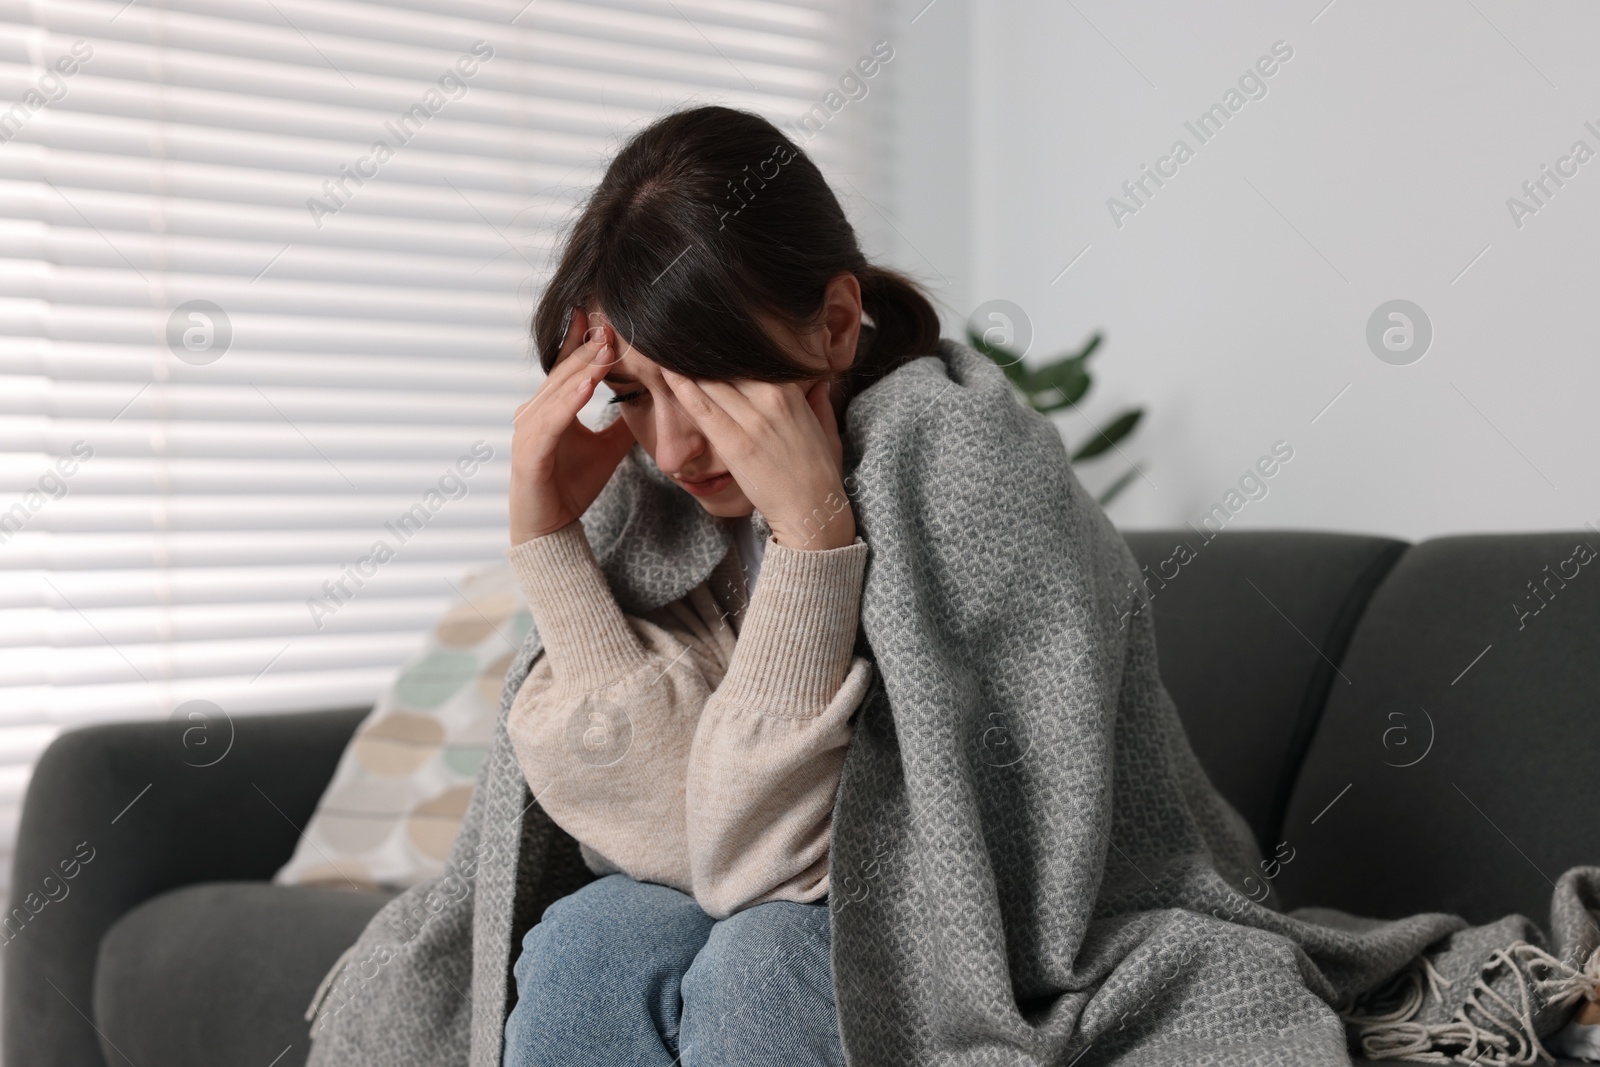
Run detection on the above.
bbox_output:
[3,706,370,1067]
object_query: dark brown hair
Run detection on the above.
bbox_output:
[531,105,941,405]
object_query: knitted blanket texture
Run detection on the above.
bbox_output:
[303,339,1600,1066]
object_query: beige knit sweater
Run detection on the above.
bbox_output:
[503,517,873,920]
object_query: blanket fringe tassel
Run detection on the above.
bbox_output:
[1338,941,1600,1064]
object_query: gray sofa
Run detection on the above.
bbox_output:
[8,527,1599,1065]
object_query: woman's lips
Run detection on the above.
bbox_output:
[678,472,733,497]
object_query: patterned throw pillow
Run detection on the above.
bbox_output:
[273,564,530,892]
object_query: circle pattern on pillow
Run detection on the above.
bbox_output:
[478,650,515,706]
[444,708,496,777]
[408,785,474,861]
[354,712,444,777]
[272,564,531,892]
[318,779,413,853]
[394,648,479,710]
[436,591,522,647]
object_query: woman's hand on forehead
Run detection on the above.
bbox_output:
[657,369,854,551]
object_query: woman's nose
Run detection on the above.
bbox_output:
[651,395,705,474]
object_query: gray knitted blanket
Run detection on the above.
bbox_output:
[303,338,1600,1066]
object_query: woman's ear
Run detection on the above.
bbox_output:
[821,272,863,376]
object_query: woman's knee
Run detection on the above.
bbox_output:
[505,876,715,1066]
[679,900,840,1066]
[682,901,837,1025]
[514,875,711,993]
[686,900,831,993]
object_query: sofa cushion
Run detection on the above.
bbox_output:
[93,881,395,1067]
[5,707,371,1067]
[1275,532,1600,925]
[1122,529,1408,853]
[275,565,530,892]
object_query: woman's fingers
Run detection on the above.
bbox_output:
[551,343,612,423]
[551,336,609,389]
[659,369,767,495]
[539,317,612,401]
[534,332,614,416]
[741,378,834,456]
[539,303,597,393]
[806,379,845,470]
[659,367,746,444]
[805,379,839,441]
[518,341,616,462]
[665,371,811,440]
[555,304,613,366]
[688,374,763,420]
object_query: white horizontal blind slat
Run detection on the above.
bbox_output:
[0,0,859,898]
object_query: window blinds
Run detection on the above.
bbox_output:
[0,0,865,893]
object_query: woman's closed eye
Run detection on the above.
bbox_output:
[607,388,647,406]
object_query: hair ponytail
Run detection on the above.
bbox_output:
[847,262,943,396]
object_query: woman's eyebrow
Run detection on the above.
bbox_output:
[603,371,639,385]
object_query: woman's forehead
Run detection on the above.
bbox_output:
[606,345,656,380]
[581,303,820,378]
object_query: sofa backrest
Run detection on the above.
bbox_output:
[1273,531,1600,926]
[1122,529,1409,855]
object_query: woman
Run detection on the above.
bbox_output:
[497,105,940,1066]
[302,104,1600,1067]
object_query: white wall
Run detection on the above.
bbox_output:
[873,0,1600,542]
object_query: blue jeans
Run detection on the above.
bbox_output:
[502,873,844,1067]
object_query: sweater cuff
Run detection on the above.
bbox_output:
[717,534,868,716]
[505,520,649,691]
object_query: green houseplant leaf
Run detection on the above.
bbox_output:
[1096,464,1142,507]
[1023,332,1100,411]
[970,325,1146,506]
[965,327,1030,387]
[1071,409,1142,462]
